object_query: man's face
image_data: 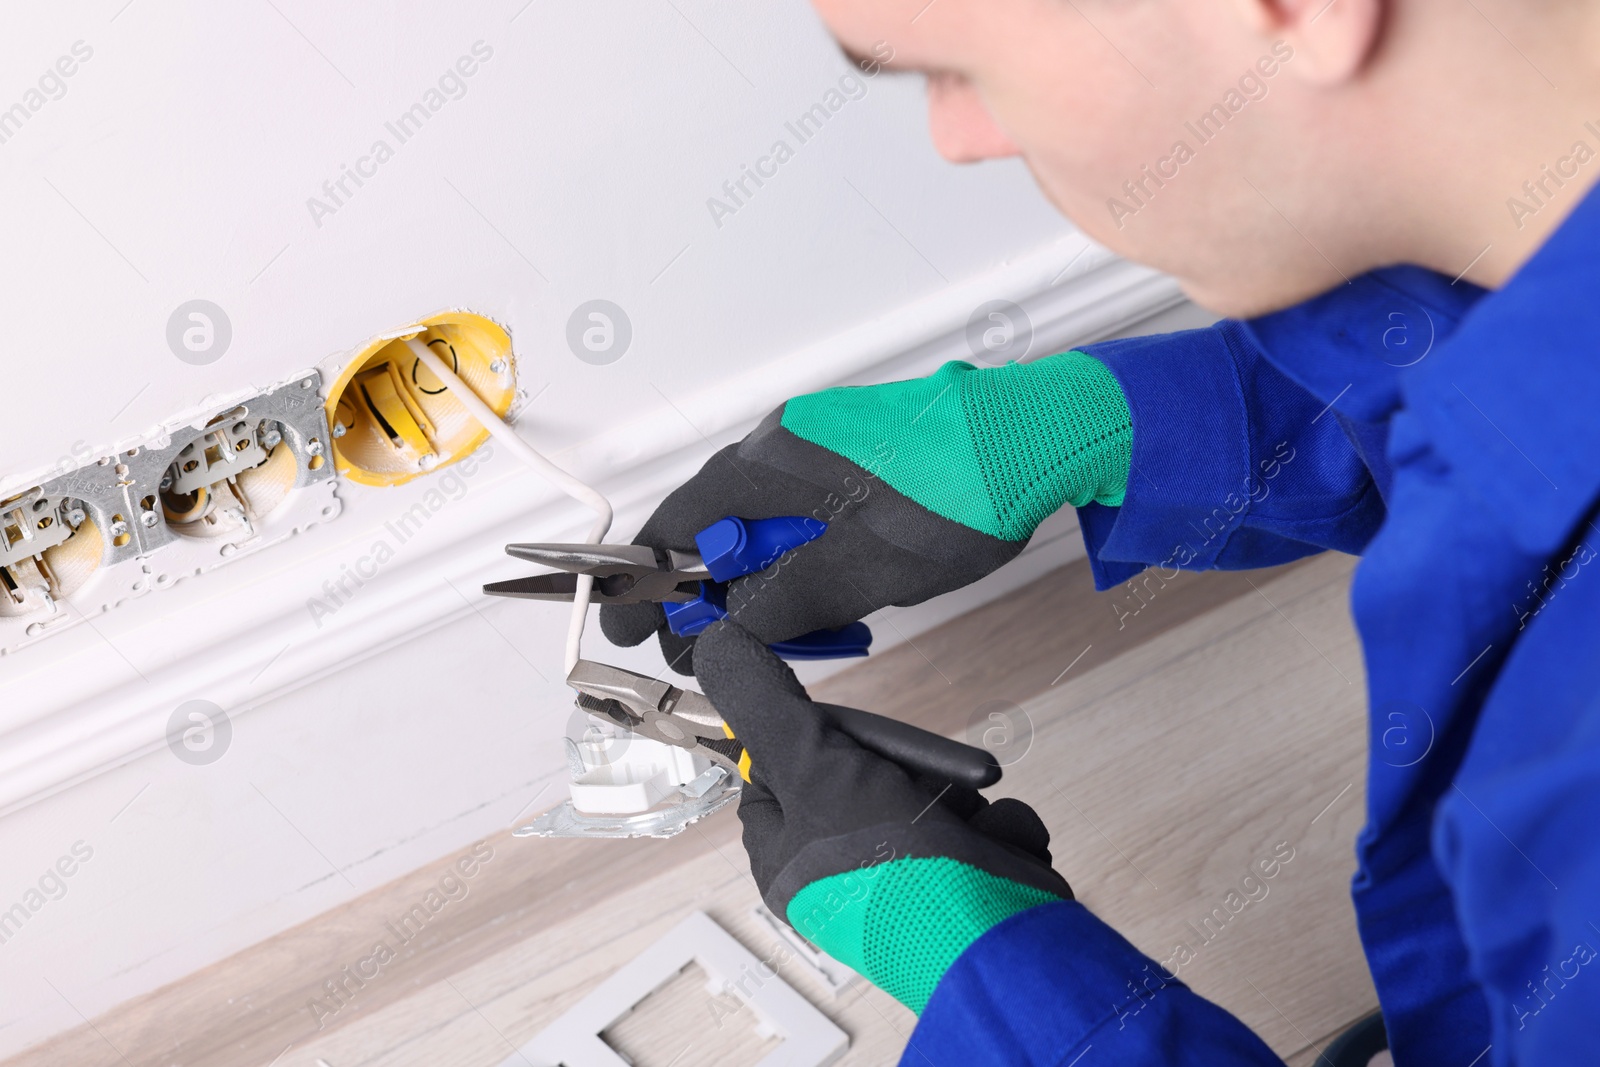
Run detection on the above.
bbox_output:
[814,0,1345,316]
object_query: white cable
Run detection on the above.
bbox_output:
[405,338,612,675]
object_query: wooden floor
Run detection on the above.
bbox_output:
[5,552,1376,1067]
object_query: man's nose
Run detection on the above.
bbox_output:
[926,72,1022,163]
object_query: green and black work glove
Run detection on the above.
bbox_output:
[601,353,1131,673]
[695,620,1074,1014]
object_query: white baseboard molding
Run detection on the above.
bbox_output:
[0,237,1182,817]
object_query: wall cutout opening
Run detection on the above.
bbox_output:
[325,311,515,487]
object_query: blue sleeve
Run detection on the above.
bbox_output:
[1076,322,1385,591]
[904,901,1284,1066]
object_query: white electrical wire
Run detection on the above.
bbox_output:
[405,338,612,675]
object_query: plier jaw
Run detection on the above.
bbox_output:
[565,659,746,777]
[518,663,744,840]
[483,516,872,658]
[562,657,1003,793]
[482,543,709,604]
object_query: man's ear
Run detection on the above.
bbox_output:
[1229,0,1384,84]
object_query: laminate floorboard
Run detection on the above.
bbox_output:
[3,553,1381,1067]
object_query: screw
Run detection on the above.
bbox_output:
[141,511,159,528]
[419,453,438,471]
[109,520,128,537]
[261,427,283,449]
[489,358,508,374]
[306,438,323,456]
[331,422,347,438]
[66,508,86,525]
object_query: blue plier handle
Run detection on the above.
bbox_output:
[662,516,872,660]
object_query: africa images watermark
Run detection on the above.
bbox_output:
[1111,440,1297,628]
[705,939,806,1029]
[966,699,1034,767]
[566,299,633,366]
[1506,120,1600,232]
[0,40,94,147]
[1514,936,1599,1031]
[705,40,895,230]
[166,299,232,366]
[705,838,897,1032]
[1115,840,1297,1030]
[1513,532,1595,631]
[1107,41,1296,231]
[306,840,495,1028]
[305,444,494,627]
[306,40,495,228]
[0,841,95,949]
[167,700,232,766]
[722,440,892,621]
[784,841,897,960]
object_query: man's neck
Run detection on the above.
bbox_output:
[1389,7,1600,289]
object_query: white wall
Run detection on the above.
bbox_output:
[0,0,1210,1052]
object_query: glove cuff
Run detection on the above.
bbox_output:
[786,856,1062,1014]
[780,352,1131,542]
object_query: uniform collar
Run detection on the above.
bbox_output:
[1400,182,1600,555]
[1240,265,1486,425]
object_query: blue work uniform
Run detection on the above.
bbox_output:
[906,185,1600,1067]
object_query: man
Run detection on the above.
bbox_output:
[602,1,1600,1062]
